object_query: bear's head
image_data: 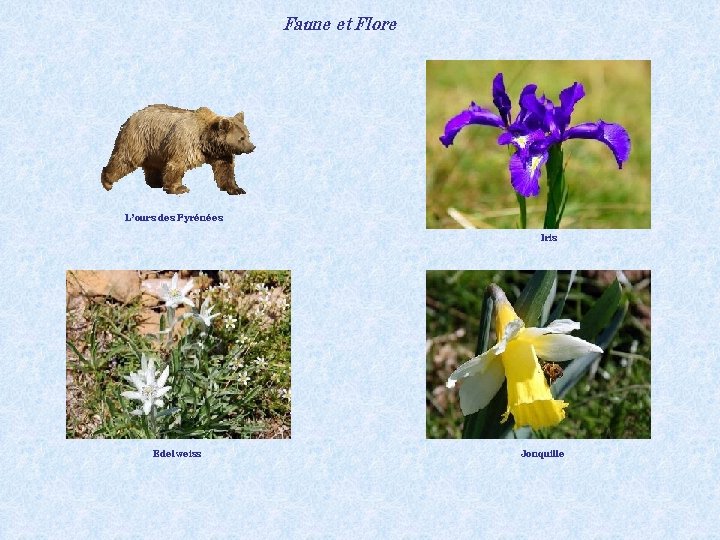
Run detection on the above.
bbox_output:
[212,112,256,156]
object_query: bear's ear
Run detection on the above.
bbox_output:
[234,112,245,123]
[215,118,231,132]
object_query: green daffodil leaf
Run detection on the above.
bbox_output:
[462,287,498,439]
[553,299,628,399]
[547,270,577,324]
[514,270,558,327]
[575,279,623,341]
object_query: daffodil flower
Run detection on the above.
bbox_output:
[160,272,195,309]
[122,354,171,416]
[446,292,602,430]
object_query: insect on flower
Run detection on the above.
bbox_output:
[542,362,564,385]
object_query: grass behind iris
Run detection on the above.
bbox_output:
[426,60,651,229]
[426,270,651,439]
[66,270,291,439]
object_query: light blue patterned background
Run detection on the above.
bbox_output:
[0,0,716,537]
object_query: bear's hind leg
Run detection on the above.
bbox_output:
[211,159,245,195]
[162,163,190,195]
[143,167,164,188]
[101,156,137,191]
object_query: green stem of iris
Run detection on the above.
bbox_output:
[516,193,527,229]
[543,144,568,229]
[515,144,568,229]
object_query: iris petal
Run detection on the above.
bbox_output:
[564,120,631,168]
[439,102,505,147]
[492,73,512,126]
[508,151,547,197]
[499,129,550,160]
[514,84,539,128]
[497,132,514,146]
[556,82,585,132]
[519,89,546,122]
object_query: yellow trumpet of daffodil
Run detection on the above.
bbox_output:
[446,285,602,430]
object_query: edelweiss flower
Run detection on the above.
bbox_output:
[160,272,195,309]
[440,72,631,197]
[122,354,171,416]
[446,290,602,430]
[194,297,220,328]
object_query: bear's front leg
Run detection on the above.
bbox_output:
[211,158,245,195]
[162,163,190,195]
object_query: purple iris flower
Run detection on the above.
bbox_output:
[439,73,631,197]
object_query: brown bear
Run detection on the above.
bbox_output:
[101,105,255,195]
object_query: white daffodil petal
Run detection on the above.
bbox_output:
[157,366,170,388]
[446,348,497,389]
[544,319,581,333]
[121,391,142,400]
[532,333,603,363]
[499,319,524,349]
[519,320,581,341]
[457,359,506,415]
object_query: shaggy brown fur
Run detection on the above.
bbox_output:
[101,105,255,195]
